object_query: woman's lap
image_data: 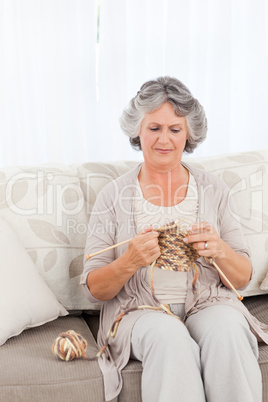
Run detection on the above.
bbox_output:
[130,304,261,402]
[130,311,205,402]
[130,310,199,360]
[185,304,261,401]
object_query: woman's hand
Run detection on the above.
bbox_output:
[125,226,161,271]
[183,221,252,289]
[87,226,160,301]
[183,222,224,259]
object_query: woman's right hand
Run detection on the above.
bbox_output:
[87,226,161,301]
[125,226,161,272]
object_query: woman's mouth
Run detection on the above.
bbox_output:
[155,148,173,154]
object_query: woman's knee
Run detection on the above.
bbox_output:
[187,306,246,335]
[134,312,187,342]
[186,305,258,356]
[131,312,197,358]
[131,312,202,379]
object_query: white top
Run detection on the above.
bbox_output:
[134,172,198,304]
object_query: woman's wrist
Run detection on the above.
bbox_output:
[119,250,141,275]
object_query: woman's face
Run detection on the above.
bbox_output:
[138,102,188,171]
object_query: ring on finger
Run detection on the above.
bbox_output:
[204,241,208,250]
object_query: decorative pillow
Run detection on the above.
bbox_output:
[260,274,268,291]
[0,217,68,346]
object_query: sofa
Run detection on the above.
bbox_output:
[0,149,268,402]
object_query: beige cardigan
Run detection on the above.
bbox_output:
[81,162,268,402]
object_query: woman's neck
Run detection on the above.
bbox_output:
[139,161,185,181]
[138,162,189,206]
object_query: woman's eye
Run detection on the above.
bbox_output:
[149,127,159,131]
[171,129,180,134]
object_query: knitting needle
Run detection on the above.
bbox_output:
[86,219,184,260]
[211,260,243,301]
[86,238,133,260]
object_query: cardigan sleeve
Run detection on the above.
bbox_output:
[80,185,117,303]
[217,184,251,261]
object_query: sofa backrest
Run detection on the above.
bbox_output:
[0,161,137,311]
[0,150,267,311]
[185,149,268,297]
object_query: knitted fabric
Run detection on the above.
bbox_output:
[155,221,199,271]
[149,221,200,299]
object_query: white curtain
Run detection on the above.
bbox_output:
[0,0,268,167]
[0,0,98,167]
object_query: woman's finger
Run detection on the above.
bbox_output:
[187,222,214,234]
[140,225,154,234]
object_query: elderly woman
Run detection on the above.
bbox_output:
[81,76,268,402]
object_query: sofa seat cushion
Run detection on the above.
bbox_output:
[243,294,268,401]
[0,316,114,402]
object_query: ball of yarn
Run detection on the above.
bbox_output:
[52,330,87,361]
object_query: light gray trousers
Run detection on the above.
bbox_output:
[130,304,262,402]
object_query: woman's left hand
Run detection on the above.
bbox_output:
[183,221,225,260]
[183,221,252,289]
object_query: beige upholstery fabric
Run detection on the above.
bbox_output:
[243,294,268,401]
[0,316,116,402]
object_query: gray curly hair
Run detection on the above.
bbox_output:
[119,76,207,153]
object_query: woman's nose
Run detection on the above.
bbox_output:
[158,129,169,143]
